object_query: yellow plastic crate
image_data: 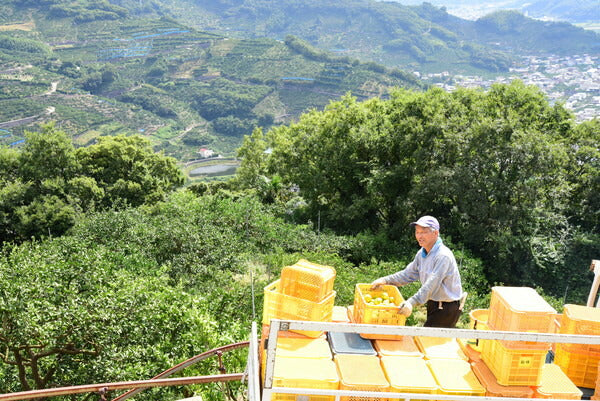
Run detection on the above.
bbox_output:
[353,284,405,340]
[560,304,600,356]
[260,336,333,382]
[272,356,339,401]
[471,359,534,398]
[466,308,490,353]
[427,358,485,397]
[262,279,336,338]
[280,259,336,302]
[457,337,482,363]
[533,363,583,399]
[334,354,389,401]
[380,355,438,400]
[373,337,423,358]
[480,339,546,386]
[488,286,556,350]
[415,336,468,361]
[554,343,600,388]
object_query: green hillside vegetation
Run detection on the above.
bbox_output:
[150,0,599,72]
[0,80,598,399]
[0,0,422,171]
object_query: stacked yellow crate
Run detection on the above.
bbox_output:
[554,304,600,388]
[481,286,556,387]
[262,259,336,337]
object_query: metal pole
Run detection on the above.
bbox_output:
[587,260,600,307]
[0,374,244,401]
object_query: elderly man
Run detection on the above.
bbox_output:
[371,215,464,328]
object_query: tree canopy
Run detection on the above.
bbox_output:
[236,81,599,298]
[0,124,184,243]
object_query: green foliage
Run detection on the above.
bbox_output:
[236,81,596,300]
[75,135,184,207]
[0,125,184,243]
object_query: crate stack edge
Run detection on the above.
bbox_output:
[262,259,336,338]
[481,286,556,387]
[554,304,600,388]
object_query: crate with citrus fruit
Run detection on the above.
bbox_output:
[353,283,406,340]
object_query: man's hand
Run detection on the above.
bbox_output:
[370,277,387,290]
[398,301,413,317]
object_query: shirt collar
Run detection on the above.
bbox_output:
[421,238,443,257]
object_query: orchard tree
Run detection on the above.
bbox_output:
[0,125,184,244]
[0,236,222,396]
[76,135,184,207]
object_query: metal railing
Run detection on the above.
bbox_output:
[260,319,600,401]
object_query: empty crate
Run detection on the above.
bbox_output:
[488,286,556,350]
[262,279,336,337]
[271,356,339,401]
[471,359,534,398]
[380,355,438,400]
[334,354,389,401]
[533,363,582,399]
[427,358,485,397]
[280,259,336,302]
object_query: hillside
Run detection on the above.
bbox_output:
[0,1,422,172]
[142,0,599,73]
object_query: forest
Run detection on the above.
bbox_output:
[0,80,598,399]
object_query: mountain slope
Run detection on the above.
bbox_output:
[0,1,422,167]
[134,0,600,74]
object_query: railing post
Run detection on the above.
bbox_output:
[588,260,600,307]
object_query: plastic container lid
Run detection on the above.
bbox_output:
[273,356,339,383]
[471,359,534,398]
[491,287,556,313]
[334,354,389,388]
[535,363,583,399]
[563,304,600,324]
[332,305,350,323]
[328,331,376,355]
[381,355,438,393]
[271,337,333,359]
[374,337,423,357]
[415,336,468,360]
[427,358,485,395]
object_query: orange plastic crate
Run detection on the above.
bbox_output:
[262,279,335,337]
[471,359,534,398]
[488,287,556,350]
[559,304,600,356]
[533,363,582,399]
[272,356,339,401]
[353,284,405,340]
[554,343,600,388]
[280,259,336,302]
[334,354,389,401]
[480,339,546,386]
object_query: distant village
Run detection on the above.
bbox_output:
[417,54,599,122]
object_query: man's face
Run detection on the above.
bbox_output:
[414,225,438,250]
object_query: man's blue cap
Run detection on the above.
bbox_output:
[410,215,440,231]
